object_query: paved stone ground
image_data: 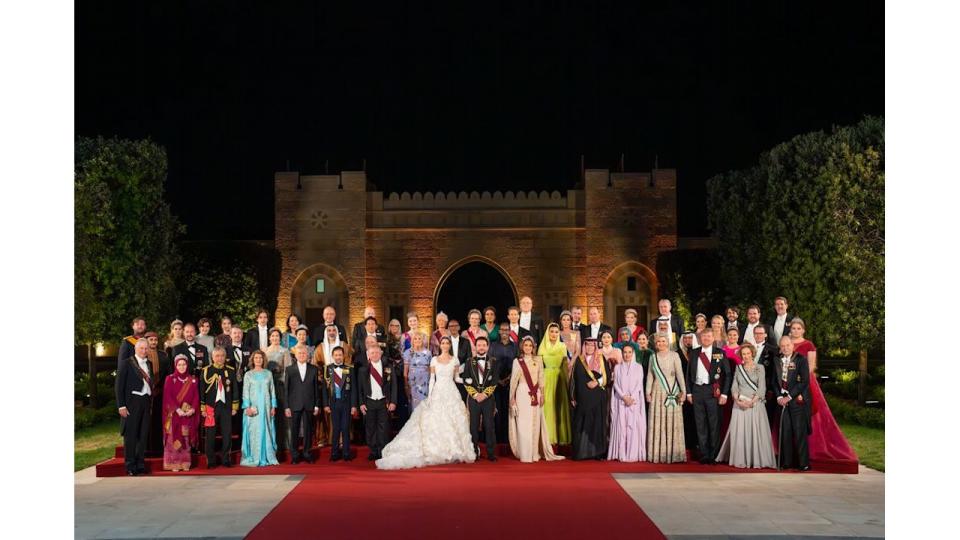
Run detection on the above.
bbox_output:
[75,466,883,539]
[74,467,300,540]
[613,466,884,539]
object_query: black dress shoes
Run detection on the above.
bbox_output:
[291,456,301,464]
[305,456,316,464]
[799,465,811,472]
[221,459,232,468]
[488,455,498,462]
[330,454,341,462]
[343,455,353,462]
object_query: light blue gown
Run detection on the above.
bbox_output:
[240,369,279,467]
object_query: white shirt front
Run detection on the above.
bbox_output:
[509,323,519,335]
[368,361,384,400]
[590,322,601,338]
[696,346,712,385]
[450,336,461,356]
[774,314,787,342]
[297,361,307,382]
[755,343,766,359]
[519,312,531,330]
[744,322,759,345]
[258,325,268,350]
[132,356,151,396]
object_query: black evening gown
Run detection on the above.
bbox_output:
[570,357,611,460]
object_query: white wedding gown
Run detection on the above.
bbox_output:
[376,357,476,469]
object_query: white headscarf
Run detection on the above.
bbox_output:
[321,326,342,365]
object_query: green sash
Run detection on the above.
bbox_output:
[651,355,680,407]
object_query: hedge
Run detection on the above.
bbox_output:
[824,394,884,430]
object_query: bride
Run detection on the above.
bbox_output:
[376,336,476,469]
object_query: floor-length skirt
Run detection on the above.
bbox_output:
[608,399,647,462]
[163,439,193,471]
[646,388,686,463]
[509,379,565,463]
[543,366,572,445]
[716,403,776,468]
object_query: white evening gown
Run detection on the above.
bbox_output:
[376,357,476,469]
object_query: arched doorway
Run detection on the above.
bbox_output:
[603,261,658,332]
[434,258,518,327]
[290,263,350,332]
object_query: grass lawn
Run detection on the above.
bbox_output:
[838,421,884,471]
[75,420,121,472]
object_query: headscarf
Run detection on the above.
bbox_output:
[581,337,600,372]
[538,322,566,359]
[320,325,342,365]
[613,327,634,350]
[619,340,641,362]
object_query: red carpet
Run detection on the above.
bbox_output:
[245,466,665,540]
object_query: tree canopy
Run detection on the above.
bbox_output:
[706,116,884,353]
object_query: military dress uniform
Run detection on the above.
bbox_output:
[322,362,357,461]
[462,354,499,461]
[200,362,239,467]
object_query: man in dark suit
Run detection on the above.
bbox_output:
[144,332,170,456]
[172,323,209,375]
[518,296,545,344]
[351,307,385,348]
[685,330,732,464]
[766,296,795,344]
[725,306,748,340]
[357,345,397,461]
[117,316,147,371]
[506,307,528,344]
[352,317,386,366]
[647,299,685,341]
[200,347,239,468]
[448,319,472,402]
[312,305,348,346]
[774,335,811,471]
[570,306,584,332]
[741,305,773,346]
[285,347,320,463]
[580,306,613,343]
[116,338,154,475]
[752,325,780,425]
[322,346,357,462]
[226,326,252,434]
[677,332,699,451]
[462,337,498,461]
[243,308,271,352]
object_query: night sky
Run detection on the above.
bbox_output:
[76,2,883,240]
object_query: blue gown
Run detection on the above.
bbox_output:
[240,369,279,466]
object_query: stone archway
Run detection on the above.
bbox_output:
[289,262,350,332]
[434,256,518,326]
[603,261,658,332]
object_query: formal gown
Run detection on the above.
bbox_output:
[608,359,647,462]
[793,340,858,463]
[646,351,687,463]
[240,370,279,467]
[404,348,433,411]
[508,358,565,463]
[541,343,572,445]
[376,357,476,470]
[570,355,611,460]
[161,373,200,471]
[716,364,777,468]
[266,347,291,451]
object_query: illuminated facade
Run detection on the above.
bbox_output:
[274,168,678,334]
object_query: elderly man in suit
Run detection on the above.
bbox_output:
[580,306,612,342]
[774,335,811,471]
[312,305,348,346]
[646,299,685,341]
[285,347,320,464]
[116,338,154,475]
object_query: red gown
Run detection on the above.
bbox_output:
[790,340,858,463]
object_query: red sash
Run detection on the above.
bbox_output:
[130,358,154,393]
[699,352,720,398]
[369,364,383,387]
[466,329,477,346]
[509,330,519,344]
[517,359,539,406]
[630,326,643,342]
[333,369,343,387]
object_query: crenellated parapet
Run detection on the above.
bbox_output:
[380,189,572,210]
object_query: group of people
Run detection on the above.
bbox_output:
[115,295,856,474]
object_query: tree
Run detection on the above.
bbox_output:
[706,116,884,403]
[179,262,264,330]
[75,137,183,406]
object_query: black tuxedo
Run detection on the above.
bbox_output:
[686,346,733,461]
[351,323,386,349]
[312,323,348,347]
[322,363,357,458]
[773,353,811,469]
[647,314,685,339]
[199,363,239,465]
[765,312,795,343]
[753,342,780,422]
[741,322,774,346]
[462,355,498,458]
[286,362,320,461]
[117,335,143,371]
[449,336,472,363]
[243,326,270,352]
[352,333,387,368]
[172,341,209,375]
[115,355,154,473]
[225,343,251,434]
[580,322,613,342]
[357,360,398,458]
[519,313,545,344]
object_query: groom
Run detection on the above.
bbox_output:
[462,336,498,462]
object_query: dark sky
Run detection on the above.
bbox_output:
[76,2,883,240]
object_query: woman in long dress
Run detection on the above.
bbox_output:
[558,311,580,379]
[481,306,500,342]
[608,342,647,462]
[376,336,476,469]
[508,336,565,463]
[716,343,776,468]
[570,338,610,460]
[264,328,291,452]
[789,318,858,463]
[241,350,279,467]
[403,332,433,411]
[646,335,687,463]
[161,355,199,471]
[634,333,654,375]
[386,319,409,429]
[539,323,572,445]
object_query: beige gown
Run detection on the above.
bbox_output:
[508,357,565,463]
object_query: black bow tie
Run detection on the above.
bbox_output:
[334,365,343,369]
